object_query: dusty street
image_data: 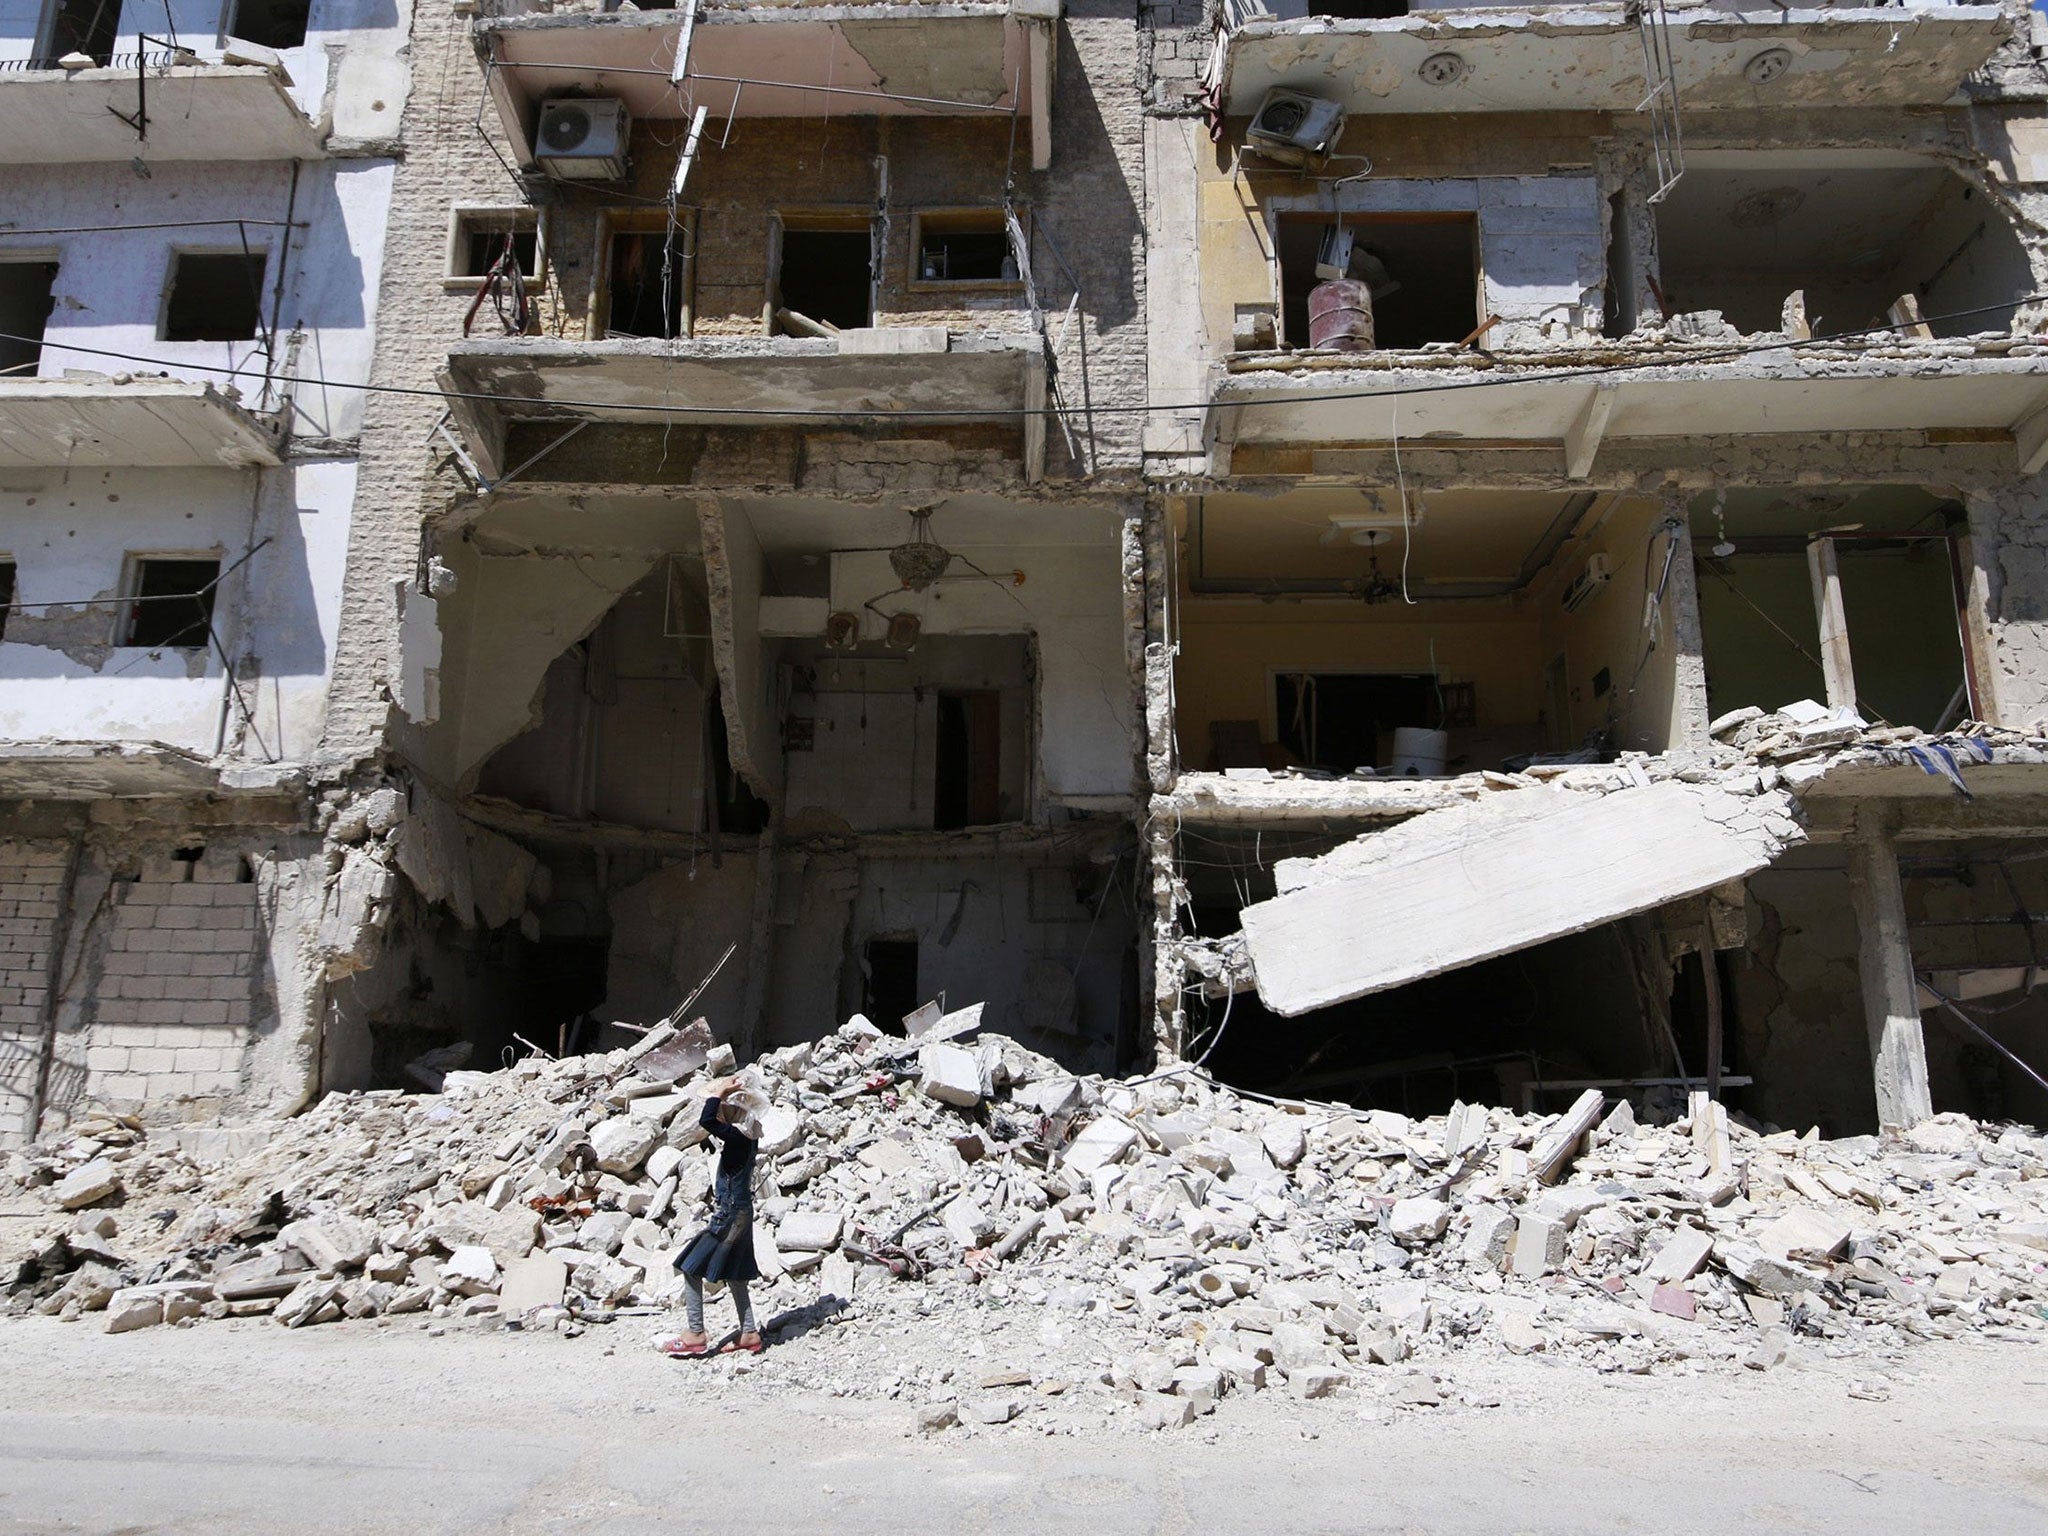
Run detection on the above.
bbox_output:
[1,1314,2044,1536]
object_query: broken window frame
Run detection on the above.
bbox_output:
[116,553,223,651]
[1696,528,1982,730]
[37,0,122,67]
[445,205,544,288]
[765,208,877,338]
[159,248,270,344]
[907,207,1026,293]
[1271,209,1484,351]
[218,0,311,51]
[0,253,60,378]
[592,206,693,341]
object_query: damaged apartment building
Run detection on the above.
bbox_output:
[15,0,2048,1151]
[301,0,1153,1100]
[0,1,407,1140]
[1138,0,2048,1136]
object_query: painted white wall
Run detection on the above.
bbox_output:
[0,157,394,440]
[0,459,349,755]
[0,0,414,135]
[826,544,1134,803]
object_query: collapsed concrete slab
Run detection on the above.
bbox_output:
[1238,782,1805,1018]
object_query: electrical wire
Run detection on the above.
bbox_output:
[1,296,2041,427]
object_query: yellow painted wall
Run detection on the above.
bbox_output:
[1537,497,1683,753]
[1174,601,1543,770]
[1194,114,1610,358]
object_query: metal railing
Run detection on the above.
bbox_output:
[0,50,186,73]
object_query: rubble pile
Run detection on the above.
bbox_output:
[7,1014,2048,1429]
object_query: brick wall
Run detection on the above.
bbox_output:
[0,839,70,1142]
[78,854,261,1110]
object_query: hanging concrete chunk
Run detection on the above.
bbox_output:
[1240,783,1803,1016]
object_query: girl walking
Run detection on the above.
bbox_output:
[658,1076,767,1357]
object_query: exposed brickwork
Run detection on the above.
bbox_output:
[78,856,262,1108]
[0,839,70,1141]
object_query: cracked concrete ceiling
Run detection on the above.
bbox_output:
[485,9,1032,119]
[1217,9,2009,117]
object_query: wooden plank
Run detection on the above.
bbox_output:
[1028,21,1053,172]
[1805,535,1857,712]
[1699,912,1724,1102]
[1888,291,1934,341]
[1530,1088,1605,1185]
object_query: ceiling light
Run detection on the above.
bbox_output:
[1744,48,1794,86]
[1417,53,1467,87]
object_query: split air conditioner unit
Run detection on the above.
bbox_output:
[1245,88,1344,167]
[1560,552,1613,614]
[535,98,630,181]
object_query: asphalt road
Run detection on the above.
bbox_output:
[2,1315,2045,1535]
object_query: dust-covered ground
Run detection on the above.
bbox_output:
[1,1308,2044,1535]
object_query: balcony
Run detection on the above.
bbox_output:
[1208,3,2011,118]
[439,331,1048,485]
[0,376,283,469]
[478,1,1058,172]
[1206,337,2048,478]
[0,55,324,162]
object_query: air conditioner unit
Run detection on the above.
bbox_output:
[1560,552,1613,614]
[535,98,630,181]
[1245,88,1344,167]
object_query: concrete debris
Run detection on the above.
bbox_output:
[6,1024,2046,1428]
[1239,782,1804,1015]
[52,1159,122,1212]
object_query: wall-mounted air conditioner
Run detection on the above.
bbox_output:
[1245,88,1344,167]
[536,98,630,181]
[1560,552,1612,614]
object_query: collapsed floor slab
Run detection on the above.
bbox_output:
[1237,780,1805,1018]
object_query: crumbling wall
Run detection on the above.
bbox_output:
[0,836,74,1144]
[600,853,759,1033]
[0,462,354,765]
[1967,479,2048,728]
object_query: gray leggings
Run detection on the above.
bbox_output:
[683,1274,757,1335]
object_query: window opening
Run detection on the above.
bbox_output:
[1278,214,1479,350]
[1604,191,1638,336]
[121,557,220,649]
[913,210,1018,285]
[0,262,58,377]
[0,561,15,642]
[163,252,267,343]
[42,0,121,66]
[1275,673,1436,773]
[449,209,540,282]
[776,225,872,333]
[607,226,689,339]
[1655,158,2032,338]
[934,690,1002,829]
[862,937,920,1034]
[225,0,309,50]
[1691,490,1972,732]
[1314,0,1408,16]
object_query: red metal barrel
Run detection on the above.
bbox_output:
[1307,279,1375,352]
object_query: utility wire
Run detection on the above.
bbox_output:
[0,296,2042,426]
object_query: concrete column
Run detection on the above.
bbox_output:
[1807,536,1858,712]
[1845,825,1933,1131]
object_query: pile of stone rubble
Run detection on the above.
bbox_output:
[7,1010,2048,1430]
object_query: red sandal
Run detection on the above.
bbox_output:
[718,1332,765,1355]
[656,1334,711,1358]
